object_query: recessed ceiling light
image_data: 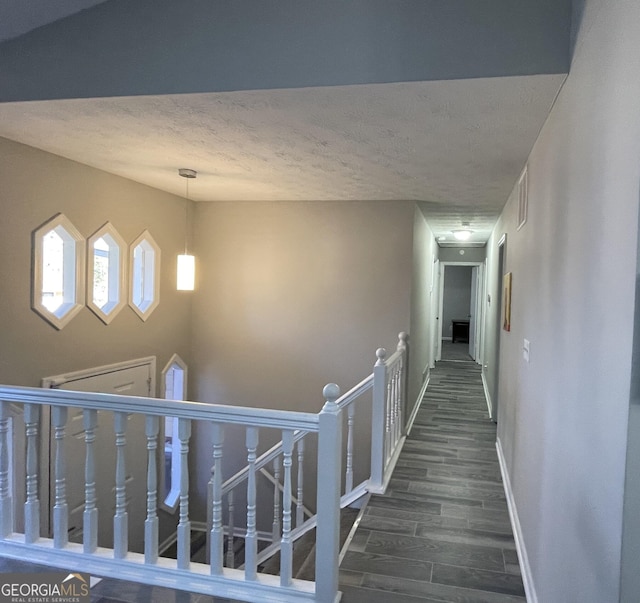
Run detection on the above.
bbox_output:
[452,229,473,241]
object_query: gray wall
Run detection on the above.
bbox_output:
[0,0,571,102]
[408,207,439,414]
[0,136,192,388]
[438,246,486,263]
[620,182,640,601]
[481,1,640,600]
[188,200,414,520]
[442,266,472,340]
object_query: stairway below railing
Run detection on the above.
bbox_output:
[209,333,410,576]
[0,333,409,603]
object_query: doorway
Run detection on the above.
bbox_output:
[436,262,485,364]
[41,357,156,552]
[487,235,507,423]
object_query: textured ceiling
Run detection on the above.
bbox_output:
[0,75,564,244]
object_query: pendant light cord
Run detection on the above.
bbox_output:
[184,177,189,255]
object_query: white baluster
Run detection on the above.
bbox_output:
[345,404,355,494]
[385,373,393,461]
[24,404,40,543]
[295,437,305,529]
[316,384,342,603]
[145,415,159,564]
[370,349,387,491]
[280,430,294,586]
[394,361,403,445]
[397,331,409,435]
[113,411,128,558]
[210,423,224,575]
[0,401,12,538]
[244,427,259,580]
[83,409,98,554]
[272,456,281,543]
[389,364,398,454]
[52,406,68,549]
[226,490,235,568]
[177,418,191,570]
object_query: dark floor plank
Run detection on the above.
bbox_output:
[364,531,506,572]
[339,356,526,602]
[361,572,527,603]
[431,563,526,598]
[341,551,433,582]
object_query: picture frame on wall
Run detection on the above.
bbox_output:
[503,272,512,332]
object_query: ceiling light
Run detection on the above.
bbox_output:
[177,168,196,291]
[452,229,473,241]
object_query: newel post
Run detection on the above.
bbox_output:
[316,383,342,603]
[370,348,387,493]
[397,332,409,434]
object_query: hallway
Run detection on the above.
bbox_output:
[0,348,525,603]
[338,352,526,602]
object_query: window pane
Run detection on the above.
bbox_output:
[42,229,64,312]
[93,237,110,309]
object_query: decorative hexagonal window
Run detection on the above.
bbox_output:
[32,213,85,330]
[129,230,160,321]
[87,223,127,324]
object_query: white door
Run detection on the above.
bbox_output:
[45,358,154,553]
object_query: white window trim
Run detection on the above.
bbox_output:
[87,222,127,325]
[160,353,188,513]
[32,213,86,330]
[129,230,160,321]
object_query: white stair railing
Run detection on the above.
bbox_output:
[0,387,340,603]
[0,332,409,603]
[213,332,410,570]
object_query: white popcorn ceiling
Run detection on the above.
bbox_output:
[0,75,564,244]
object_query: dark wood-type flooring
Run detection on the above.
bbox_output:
[339,348,527,603]
[0,343,525,602]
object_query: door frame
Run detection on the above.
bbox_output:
[436,261,485,363]
[39,356,156,537]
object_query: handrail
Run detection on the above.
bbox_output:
[0,332,410,603]
[259,467,313,519]
[221,374,373,496]
[0,385,320,431]
[221,430,308,495]
[384,347,403,368]
[336,373,373,410]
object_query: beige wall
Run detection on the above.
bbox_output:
[0,136,419,531]
[0,136,192,389]
[190,200,413,410]
[188,200,414,520]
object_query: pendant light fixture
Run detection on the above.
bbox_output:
[177,168,196,291]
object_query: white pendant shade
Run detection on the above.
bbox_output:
[177,254,195,290]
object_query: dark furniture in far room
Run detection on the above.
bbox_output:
[451,319,470,343]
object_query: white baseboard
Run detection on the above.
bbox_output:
[496,437,537,603]
[481,370,494,420]
[406,370,430,436]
